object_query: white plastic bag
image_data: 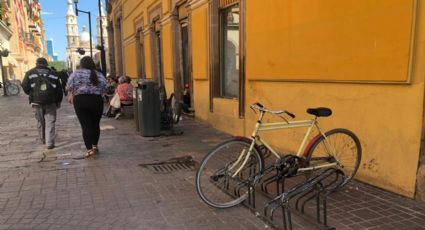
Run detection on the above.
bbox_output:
[110,93,121,109]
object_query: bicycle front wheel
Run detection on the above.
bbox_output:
[195,139,264,208]
[306,128,361,186]
[6,83,20,96]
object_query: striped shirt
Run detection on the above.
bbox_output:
[67,69,107,95]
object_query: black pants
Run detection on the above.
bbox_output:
[73,94,103,150]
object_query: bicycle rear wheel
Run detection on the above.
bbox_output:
[195,139,264,208]
[169,93,182,124]
[306,128,361,186]
[6,83,20,96]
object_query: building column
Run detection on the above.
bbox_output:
[107,23,116,77]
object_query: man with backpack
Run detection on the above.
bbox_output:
[22,58,63,149]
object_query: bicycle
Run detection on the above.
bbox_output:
[0,80,20,96]
[195,102,361,208]
[159,86,182,130]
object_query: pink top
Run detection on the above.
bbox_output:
[116,83,133,105]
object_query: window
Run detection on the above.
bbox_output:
[220,3,239,98]
[210,0,245,115]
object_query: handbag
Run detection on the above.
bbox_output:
[110,93,121,109]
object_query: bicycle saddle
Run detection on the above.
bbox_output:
[306,107,332,117]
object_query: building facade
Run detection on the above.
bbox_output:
[66,0,80,72]
[46,38,57,61]
[8,0,48,81]
[107,0,425,201]
[66,0,109,73]
[0,0,13,84]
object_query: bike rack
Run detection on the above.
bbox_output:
[219,155,346,230]
[259,155,302,195]
[243,156,299,209]
[261,167,345,230]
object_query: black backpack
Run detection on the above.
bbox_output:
[32,70,62,104]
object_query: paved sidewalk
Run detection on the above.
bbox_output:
[0,95,424,230]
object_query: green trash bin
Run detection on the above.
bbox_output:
[137,80,160,137]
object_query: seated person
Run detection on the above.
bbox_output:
[114,76,133,119]
[105,77,118,100]
[182,83,192,113]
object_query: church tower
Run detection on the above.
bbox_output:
[66,0,79,71]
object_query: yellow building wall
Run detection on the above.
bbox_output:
[244,81,423,197]
[189,0,424,197]
[191,5,208,80]
[122,1,144,34]
[118,0,173,84]
[247,0,416,83]
[240,0,425,197]
[193,80,210,122]
[124,42,138,78]
[112,0,157,75]
[110,0,425,196]
[164,79,174,98]
[191,4,210,122]
[162,22,173,81]
[211,98,245,136]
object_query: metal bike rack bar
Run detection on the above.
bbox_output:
[262,168,345,230]
[215,154,346,230]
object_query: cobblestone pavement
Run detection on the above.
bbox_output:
[0,95,425,230]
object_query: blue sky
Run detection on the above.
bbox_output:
[40,0,105,61]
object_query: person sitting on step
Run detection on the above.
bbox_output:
[114,76,133,119]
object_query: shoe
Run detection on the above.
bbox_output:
[84,149,95,158]
[92,146,99,155]
[114,113,121,120]
[47,145,55,150]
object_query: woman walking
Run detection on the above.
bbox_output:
[66,56,107,158]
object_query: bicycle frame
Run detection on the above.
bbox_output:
[230,110,338,177]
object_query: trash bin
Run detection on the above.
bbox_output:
[133,86,139,131]
[137,80,160,137]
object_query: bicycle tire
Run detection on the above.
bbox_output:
[305,128,361,186]
[6,83,20,96]
[159,86,167,113]
[195,139,264,208]
[169,93,182,124]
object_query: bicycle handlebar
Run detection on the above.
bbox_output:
[250,103,296,118]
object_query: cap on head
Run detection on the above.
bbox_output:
[36,57,48,67]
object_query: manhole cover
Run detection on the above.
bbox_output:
[139,156,196,174]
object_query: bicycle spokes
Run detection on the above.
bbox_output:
[196,140,263,208]
[308,129,361,182]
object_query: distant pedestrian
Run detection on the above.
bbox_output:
[21,58,63,149]
[50,67,69,96]
[58,70,69,96]
[66,56,107,158]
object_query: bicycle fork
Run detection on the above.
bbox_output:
[230,112,265,177]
